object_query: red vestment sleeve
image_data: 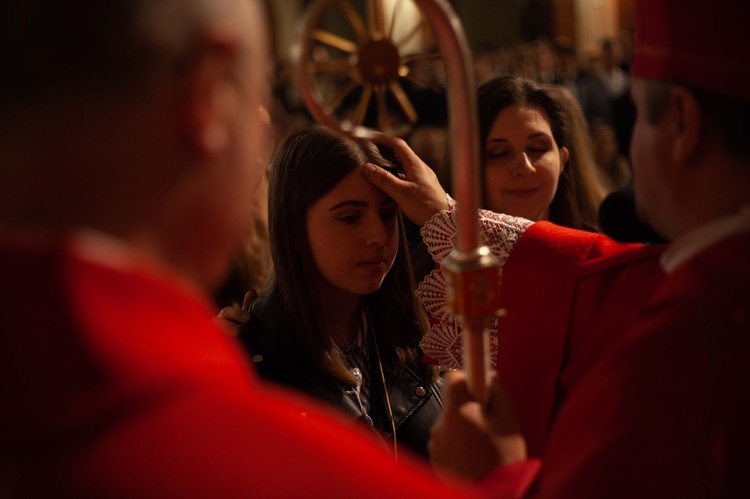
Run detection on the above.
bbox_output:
[532,232,750,497]
[497,222,665,458]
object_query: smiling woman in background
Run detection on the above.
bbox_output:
[477,75,603,230]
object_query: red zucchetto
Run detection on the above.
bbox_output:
[632,0,750,101]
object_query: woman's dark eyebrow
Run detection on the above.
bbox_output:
[328,198,396,211]
[328,200,366,211]
[527,132,551,140]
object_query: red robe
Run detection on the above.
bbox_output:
[419,217,666,459]
[530,230,750,497]
[497,222,666,458]
[0,231,478,497]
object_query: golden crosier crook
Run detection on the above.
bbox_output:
[291,0,501,403]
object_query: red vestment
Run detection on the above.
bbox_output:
[498,222,666,457]
[1,231,478,497]
[419,213,667,458]
[531,230,750,497]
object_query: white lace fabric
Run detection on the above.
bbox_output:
[416,196,533,370]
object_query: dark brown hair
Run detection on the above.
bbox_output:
[265,125,434,386]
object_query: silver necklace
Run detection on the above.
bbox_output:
[334,310,398,461]
[366,310,398,462]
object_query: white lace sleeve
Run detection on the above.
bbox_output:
[416,195,533,370]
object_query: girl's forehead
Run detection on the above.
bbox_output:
[317,166,392,206]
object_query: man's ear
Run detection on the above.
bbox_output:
[669,86,702,165]
[173,35,241,156]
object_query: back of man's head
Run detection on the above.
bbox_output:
[632,0,750,164]
[0,0,271,290]
[629,0,750,238]
[1,1,201,115]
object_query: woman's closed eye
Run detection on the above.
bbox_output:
[485,147,510,159]
[527,137,554,155]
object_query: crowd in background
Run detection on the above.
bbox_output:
[216,32,639,307]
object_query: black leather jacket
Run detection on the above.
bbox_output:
[239,291,443,460]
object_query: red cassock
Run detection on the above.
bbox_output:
[419,216,667,459]
[0,232,476,497]
[497,222,666,458]
[531,231,750,497]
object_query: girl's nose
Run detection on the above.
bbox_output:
[367,218,391,246]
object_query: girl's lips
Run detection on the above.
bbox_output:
[358,259,386,267]
[357,260,388,275]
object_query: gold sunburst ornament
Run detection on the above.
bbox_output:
[292,0,444,138]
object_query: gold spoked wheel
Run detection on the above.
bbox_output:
[292,0,445,139]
